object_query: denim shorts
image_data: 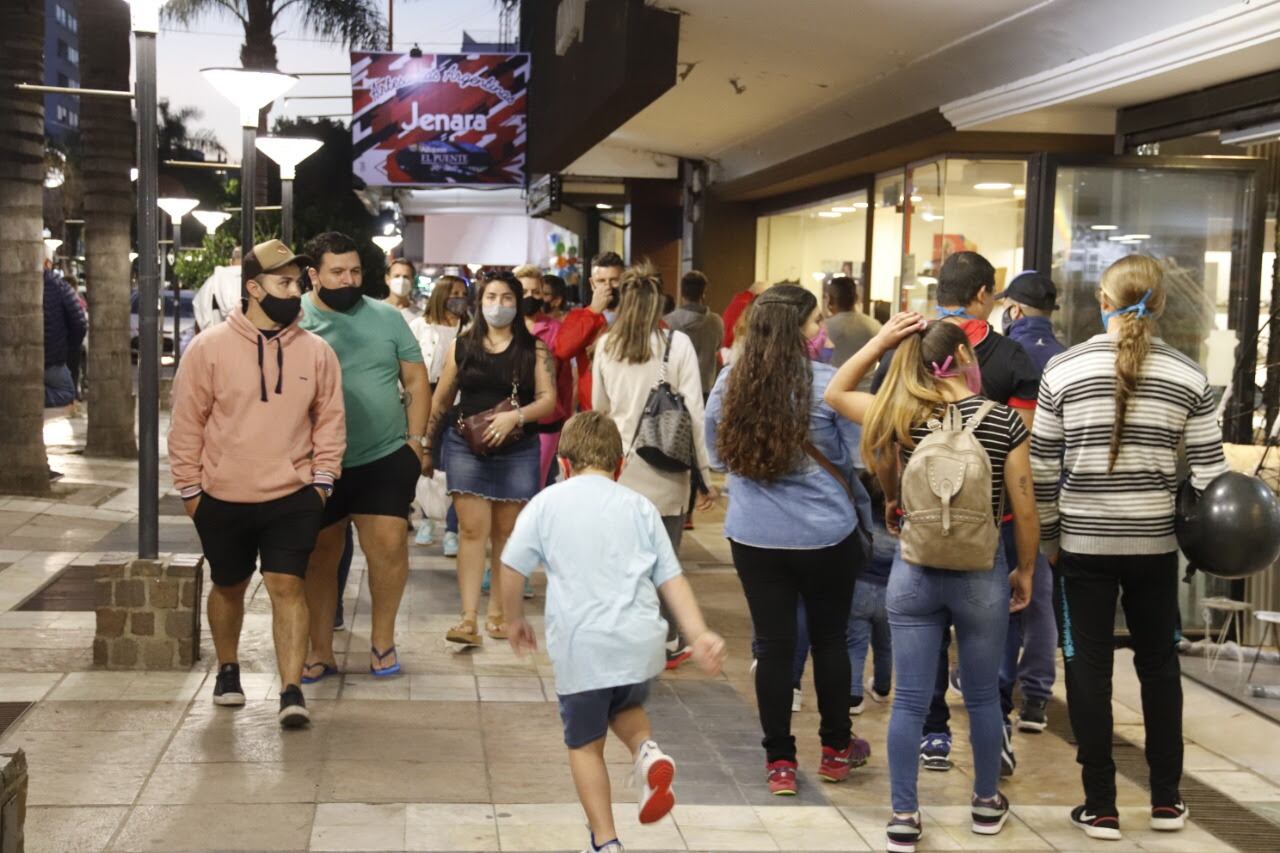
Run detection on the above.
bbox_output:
[441,426,540,502]
[557,681,651,748]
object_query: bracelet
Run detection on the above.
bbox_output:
[516,407,526,427]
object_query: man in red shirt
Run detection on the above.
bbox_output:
[553,251,625,412]
[721,280,771,350]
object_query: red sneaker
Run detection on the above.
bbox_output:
[664,646,693,670]
[818,737,871,782]
[766,759,798,796]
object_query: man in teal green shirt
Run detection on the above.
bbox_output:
[299,232,429,679]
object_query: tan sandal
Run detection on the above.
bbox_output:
[486,617,508,640]
[446,613,482,646]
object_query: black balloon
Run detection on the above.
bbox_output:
[1176,472,1280,579]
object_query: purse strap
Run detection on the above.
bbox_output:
[804,440,856,505]
[658,328,673,383]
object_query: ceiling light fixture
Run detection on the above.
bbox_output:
[974,182,1013,191]
[1122,233,1151,240]
[853,202,869,209]
[831,206,860,213]
[1091,224,1119,231]
[1012,188,1026,199]
[817,211,841,218]
[596,203,612,209]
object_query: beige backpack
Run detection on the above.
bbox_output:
[899,401,1001,571]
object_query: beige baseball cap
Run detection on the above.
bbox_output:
[242,239,312,283]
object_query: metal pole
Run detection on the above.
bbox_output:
[135,30,160,560]
[281,178,294,248]
[240,125,256,310]
[172,221,182,367]
[388,0,394,50]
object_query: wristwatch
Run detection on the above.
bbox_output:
[406,433,430,450]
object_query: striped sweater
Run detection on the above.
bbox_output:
[1031,335,1228,556]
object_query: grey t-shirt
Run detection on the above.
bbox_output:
[826,311,882,384]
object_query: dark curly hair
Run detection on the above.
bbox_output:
[717,284,817,481]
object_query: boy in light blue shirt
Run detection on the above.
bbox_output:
[501,411,726,853]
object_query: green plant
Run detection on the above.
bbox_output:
[175,229,237,289]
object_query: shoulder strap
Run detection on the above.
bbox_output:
[963,400,999,434]
[662,328,674,363]
[804,440,855,504]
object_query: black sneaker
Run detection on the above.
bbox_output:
[278,684,311,728]
[212,663,245,707]
[1151,802,1188,831]
[971,791,1010,835]
[886,812,922,853]
[1000,723,1016,777]
[920,733,952,771]
[1070,805,1121,840]
[1018,697,1048,733]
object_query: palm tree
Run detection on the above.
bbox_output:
[164,1,385,201]
[80,0,137,459]
[0,1,50,495]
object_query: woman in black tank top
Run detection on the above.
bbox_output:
[426,272,555,648]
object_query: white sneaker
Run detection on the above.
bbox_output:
[634,740,676,824]
[414,518,435,546]
[871,687,891,703]
[442,531,459,557]
[749,658,758,676]
[792,688,803,713]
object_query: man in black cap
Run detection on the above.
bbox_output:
[992,270,1065,737]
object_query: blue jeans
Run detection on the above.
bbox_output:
[848,581,891,698]
[887,545,1010,812]
[44,364,75,408]
[999,524,1057,714]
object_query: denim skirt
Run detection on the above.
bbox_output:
[441,426,540,502]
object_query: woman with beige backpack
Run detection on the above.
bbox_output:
[825,315,1040,853]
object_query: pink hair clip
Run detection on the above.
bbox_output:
[930,356,954,377]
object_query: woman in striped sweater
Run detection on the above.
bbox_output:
[1031,255,1229,842]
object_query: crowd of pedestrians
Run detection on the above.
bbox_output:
[167,235,1226,853]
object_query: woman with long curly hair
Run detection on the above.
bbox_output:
[705,283,872,796]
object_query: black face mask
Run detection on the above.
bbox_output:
[521,296,544,316]
[318,285,362,312]
[258,292,301,326]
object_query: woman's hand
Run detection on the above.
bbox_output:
[485,410,523,446]
[1009,566,1034,613]
[695,485,720,512]
[873,312,928,352]
[884,497,901,536]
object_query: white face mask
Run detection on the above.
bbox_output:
[389,276,412,297]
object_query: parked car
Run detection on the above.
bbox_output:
[130,289,196,365]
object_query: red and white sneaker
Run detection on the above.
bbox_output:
[766,759,798,796]
[817,737,871,782]
[634,740,676,824]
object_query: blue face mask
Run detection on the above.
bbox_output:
[1101,289,1152,329]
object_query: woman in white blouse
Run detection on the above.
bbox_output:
[593,264,717,666]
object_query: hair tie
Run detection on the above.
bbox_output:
[930,356,954,377]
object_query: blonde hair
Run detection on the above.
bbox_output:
[559,411,623,471]
[512,263,543,282]
[1099,255,1167,472]
[604,263,665,364]
[861,322,973,470]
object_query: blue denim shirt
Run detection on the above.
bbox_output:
[706,361,870,549]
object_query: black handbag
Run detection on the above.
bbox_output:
[630,330,697,474]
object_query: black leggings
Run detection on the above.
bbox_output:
[732,532,861,762]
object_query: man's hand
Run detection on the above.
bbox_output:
[407,440,428,473]
[183,495,202,518]
[691,631,727,676]
[588,281,613,315]
[507,618,537,656]
[695,485,720,513]
[421,448,434,478]
[1009,567,1034,613]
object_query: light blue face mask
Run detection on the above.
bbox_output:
[937,306,973,320]
[1101,289,1152,329]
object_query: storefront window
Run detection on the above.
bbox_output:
[870,171,904,314]
[755,191,868,299]
[1050,165,1253,376]
[902,158,1027,314]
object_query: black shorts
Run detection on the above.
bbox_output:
[322,443,419,527]
[557,681,651,748]
[192,486,324,587]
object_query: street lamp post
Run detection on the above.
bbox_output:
[200,68,298,304]
[254,136,322,248]
[126,0,170,560]
[157,197,198,367]
[192,209,232,236]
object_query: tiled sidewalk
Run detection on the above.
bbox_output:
[0,413,1276,851]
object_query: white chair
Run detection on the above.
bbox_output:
[1246,610,1280,683]
[1200,597,1253,673]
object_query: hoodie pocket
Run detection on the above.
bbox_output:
[205,453,310,500]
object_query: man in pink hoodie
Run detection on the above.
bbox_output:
[169,239,346,729]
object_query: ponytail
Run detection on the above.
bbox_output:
[1098,255,1166,472]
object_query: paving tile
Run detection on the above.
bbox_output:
[405,803,499,851]
[675,805,779,851]
[111,803,314,851]
[318,760,489,803]
[1188,769,1280,801]
[140,761,322,804]
[14,700,186,732]
[311,802,406,851]
[24,805,127,853]
[341,673,412,700]
[2,728,167,768]
[28,763,151,806]
[839,806,963,851]
[752,805,868,851]
[0,671,61,701]
[410,673,479,701]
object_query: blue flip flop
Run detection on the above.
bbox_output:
[370,645,402,678]
[301,661,339,684]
